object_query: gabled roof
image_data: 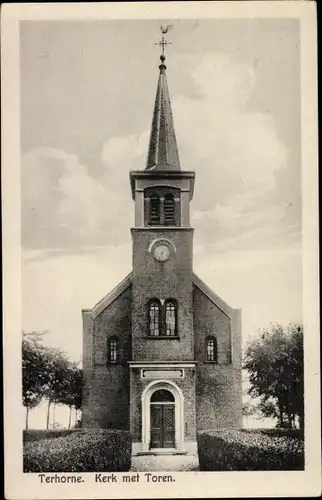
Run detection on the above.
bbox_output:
[146,55,181,172]
[192,273,233,319]
[91,272,132,319]
[88,272,234,320]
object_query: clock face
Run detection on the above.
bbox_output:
[153,244,170,262]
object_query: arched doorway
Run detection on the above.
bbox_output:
[141,380,184,452]
[150,389,175,448]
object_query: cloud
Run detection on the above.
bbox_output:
[171,53,293,247]
[22,242,132,361]
[21,52,302,361]
[101,132,149,171]
[194,245,302,338]
[22,52,299,255]
[22,147,132,251]
[100,52,294,251]
[22,148,102,250]
[22,129,151,252]
[22,241,302,363]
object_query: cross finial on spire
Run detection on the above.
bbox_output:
[154,25,173,60]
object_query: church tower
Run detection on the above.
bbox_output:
[130,53,195,361]
[82,33,242,458]
[129,52,198,453]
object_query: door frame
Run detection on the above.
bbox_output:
[141,380,184,452]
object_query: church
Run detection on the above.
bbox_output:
[82,45,242,457]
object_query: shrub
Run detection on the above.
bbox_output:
[23,429,80,443]
[23,429,132,472]
[197,429,304,471]
[241,427,304,440]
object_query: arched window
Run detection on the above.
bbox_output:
[206,336,218,362]
[149,194,161,225]
[164,299,177,336]
[149,299,161,336]
[164,194,175,225]
[108,337,118,363]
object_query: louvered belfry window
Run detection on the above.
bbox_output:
[164,194,175,225]
[149,195,161,225]
[206,336,218,362]
[165,300,177,336]
[149,299,161,336]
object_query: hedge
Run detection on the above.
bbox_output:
[23,429,132,473]
[23,429,81,443]
[197,429,304,471]
[241,427,304,440]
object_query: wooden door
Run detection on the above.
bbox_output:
[150,404,175,448]
[162,404,175,448]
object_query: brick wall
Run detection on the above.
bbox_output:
[83,269,242,433]
[82,366,130,429]
[193,285,232,364]
[92,286,132,365]
[180,369,197,441]
[82,286,132,429]
[196,365,242,429]
[131,228,194,361]
[193,285,242,429]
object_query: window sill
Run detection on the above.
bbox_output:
[133,227,193,231]
[146,336,180,340]
[203,361,232,365]
[147,225,179,228]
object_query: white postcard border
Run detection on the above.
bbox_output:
[2,2,320,499]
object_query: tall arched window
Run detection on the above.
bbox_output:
[206,336,218,362]
[108,337,118,363]
[164,194,175,225]
[149,299,161,336]
[165,299,177,336]
[149,195,161,225]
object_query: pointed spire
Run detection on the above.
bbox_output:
[146,54,181,171]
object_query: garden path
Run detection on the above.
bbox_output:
[130,454,200,472]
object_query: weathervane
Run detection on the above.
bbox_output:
[155,25,173,57]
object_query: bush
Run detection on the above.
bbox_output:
[241,427,304,440]
[197,429,304,471]
[23,429,132,472]
[23,429,80,443]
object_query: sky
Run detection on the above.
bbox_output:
[20,19,302,427]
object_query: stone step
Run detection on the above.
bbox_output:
[136,450,188,456]
[131,454,200,472]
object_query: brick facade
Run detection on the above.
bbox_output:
[82,277,242,452]
[82,52,242,455]
[193,285,243,429]
[131,228,194,361]
[82,286,132,429]
[82,190,243,454]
